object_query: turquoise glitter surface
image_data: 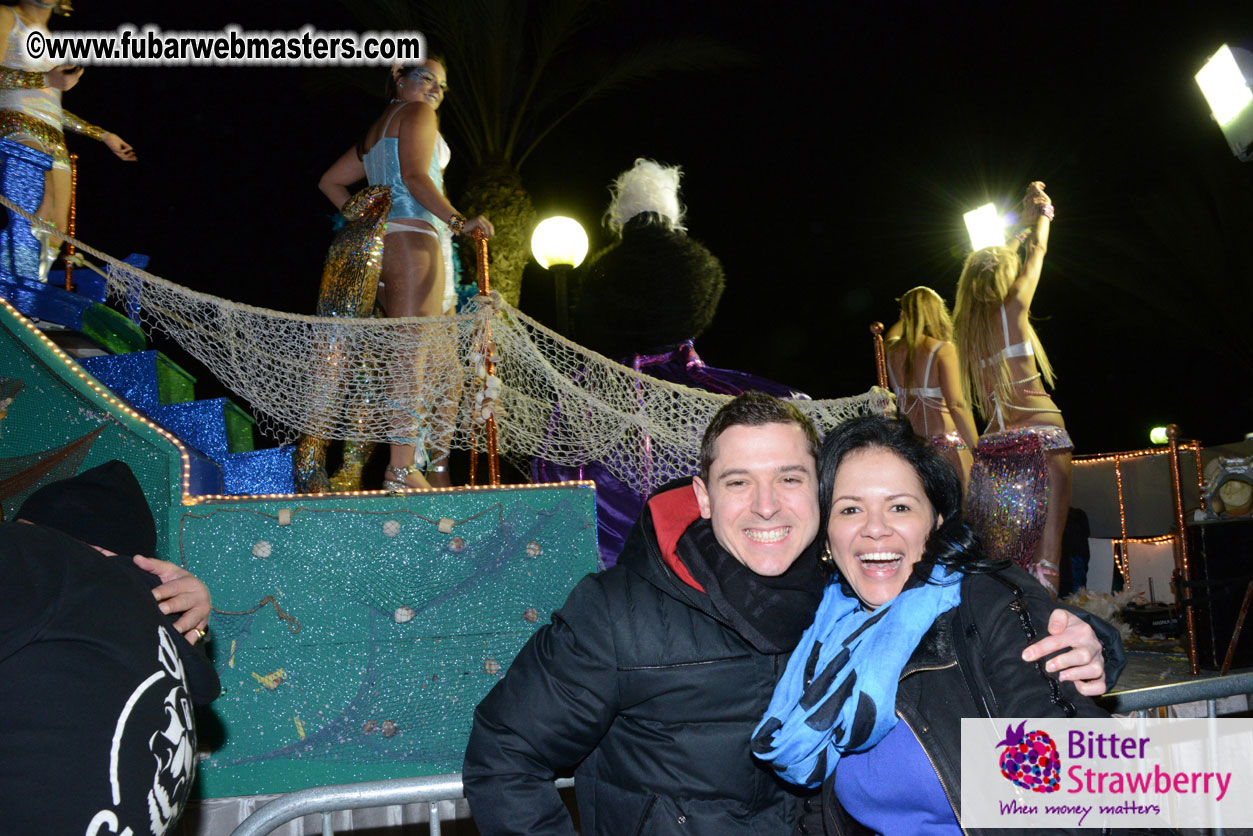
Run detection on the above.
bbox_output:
[0,297,602,797]
[0,293,185,551]
[186,486,600,797]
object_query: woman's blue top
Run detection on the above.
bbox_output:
[834,719,962,835]
[362,104,450,226]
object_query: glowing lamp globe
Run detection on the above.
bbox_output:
[1150,426,1169,446]
[530,217,589,269]
[964,203,1006,251]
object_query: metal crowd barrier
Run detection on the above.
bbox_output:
[228,773,575,836]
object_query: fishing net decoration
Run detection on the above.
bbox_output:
[5,195,893,495]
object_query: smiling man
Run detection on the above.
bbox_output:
[463,393,1114,836]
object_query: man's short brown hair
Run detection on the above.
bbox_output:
[699,392,820,481]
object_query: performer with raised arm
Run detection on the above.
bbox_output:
[954,180,1069,594]
[0,0,136,281]
[319,58,492,490]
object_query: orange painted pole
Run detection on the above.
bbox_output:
[870,322,887,389]
[1168,424,1199,675]
[475,234,500,486]
[64,152,77,292]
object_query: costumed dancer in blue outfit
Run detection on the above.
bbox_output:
[954,181,1069,594]
[753,416,1105,835]
[320,58,493,490]
[0,0,136,281]
[532,159,804,566]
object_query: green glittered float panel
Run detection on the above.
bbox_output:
[0,300,183,553]
[222,398,257,453]
[154,351,196,405]
[78,301,147,355]
[185,485,600,798]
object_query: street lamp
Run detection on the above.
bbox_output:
[530,216,588,335]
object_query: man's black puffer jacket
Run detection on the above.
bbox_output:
[463,484,802,836]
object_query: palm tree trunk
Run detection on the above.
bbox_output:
[456,161,535,307]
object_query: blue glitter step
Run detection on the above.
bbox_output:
[221,446,295,496]
[186,446,225,496]
[149,397,256,459]
[81,350,196,411]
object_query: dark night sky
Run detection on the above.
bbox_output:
[59,1,1252,455]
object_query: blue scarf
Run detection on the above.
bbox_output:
[751,563,962,787]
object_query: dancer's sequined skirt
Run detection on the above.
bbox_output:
[967,426,1073,570]
[929,430,968,451]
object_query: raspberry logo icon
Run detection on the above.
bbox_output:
[996,721,1061,793]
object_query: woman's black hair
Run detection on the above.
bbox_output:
[817,415,1006,591]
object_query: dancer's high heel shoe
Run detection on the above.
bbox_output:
[383,463,430,492]
[34,226,60,284]
[293,435,331,494]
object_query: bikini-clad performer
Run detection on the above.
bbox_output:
[319,58,493,489]
[884,286,978,489]
[0,0,136,280]
[954,181,1068,594]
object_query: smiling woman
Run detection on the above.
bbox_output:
[753,415,1109,836]
[826,446,940,609]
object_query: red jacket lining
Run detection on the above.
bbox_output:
[646,486,706,593]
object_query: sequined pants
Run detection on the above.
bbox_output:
[967,426,1073,571]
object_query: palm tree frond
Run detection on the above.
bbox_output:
[515,37,748,165]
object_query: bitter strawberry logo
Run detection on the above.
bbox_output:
[996,721,1061,793]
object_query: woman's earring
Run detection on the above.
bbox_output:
[819,545,835,569]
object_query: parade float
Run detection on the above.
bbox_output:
[0,136,889,807]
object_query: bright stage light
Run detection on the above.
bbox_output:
[1195,44,1253,162]
[530,216,589,269]
[1150,426,1169,446]
[1196,45,1252,126]
[963,203,1005,251]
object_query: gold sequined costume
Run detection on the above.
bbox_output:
[0,12,106,172]
[292,186,391,493]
